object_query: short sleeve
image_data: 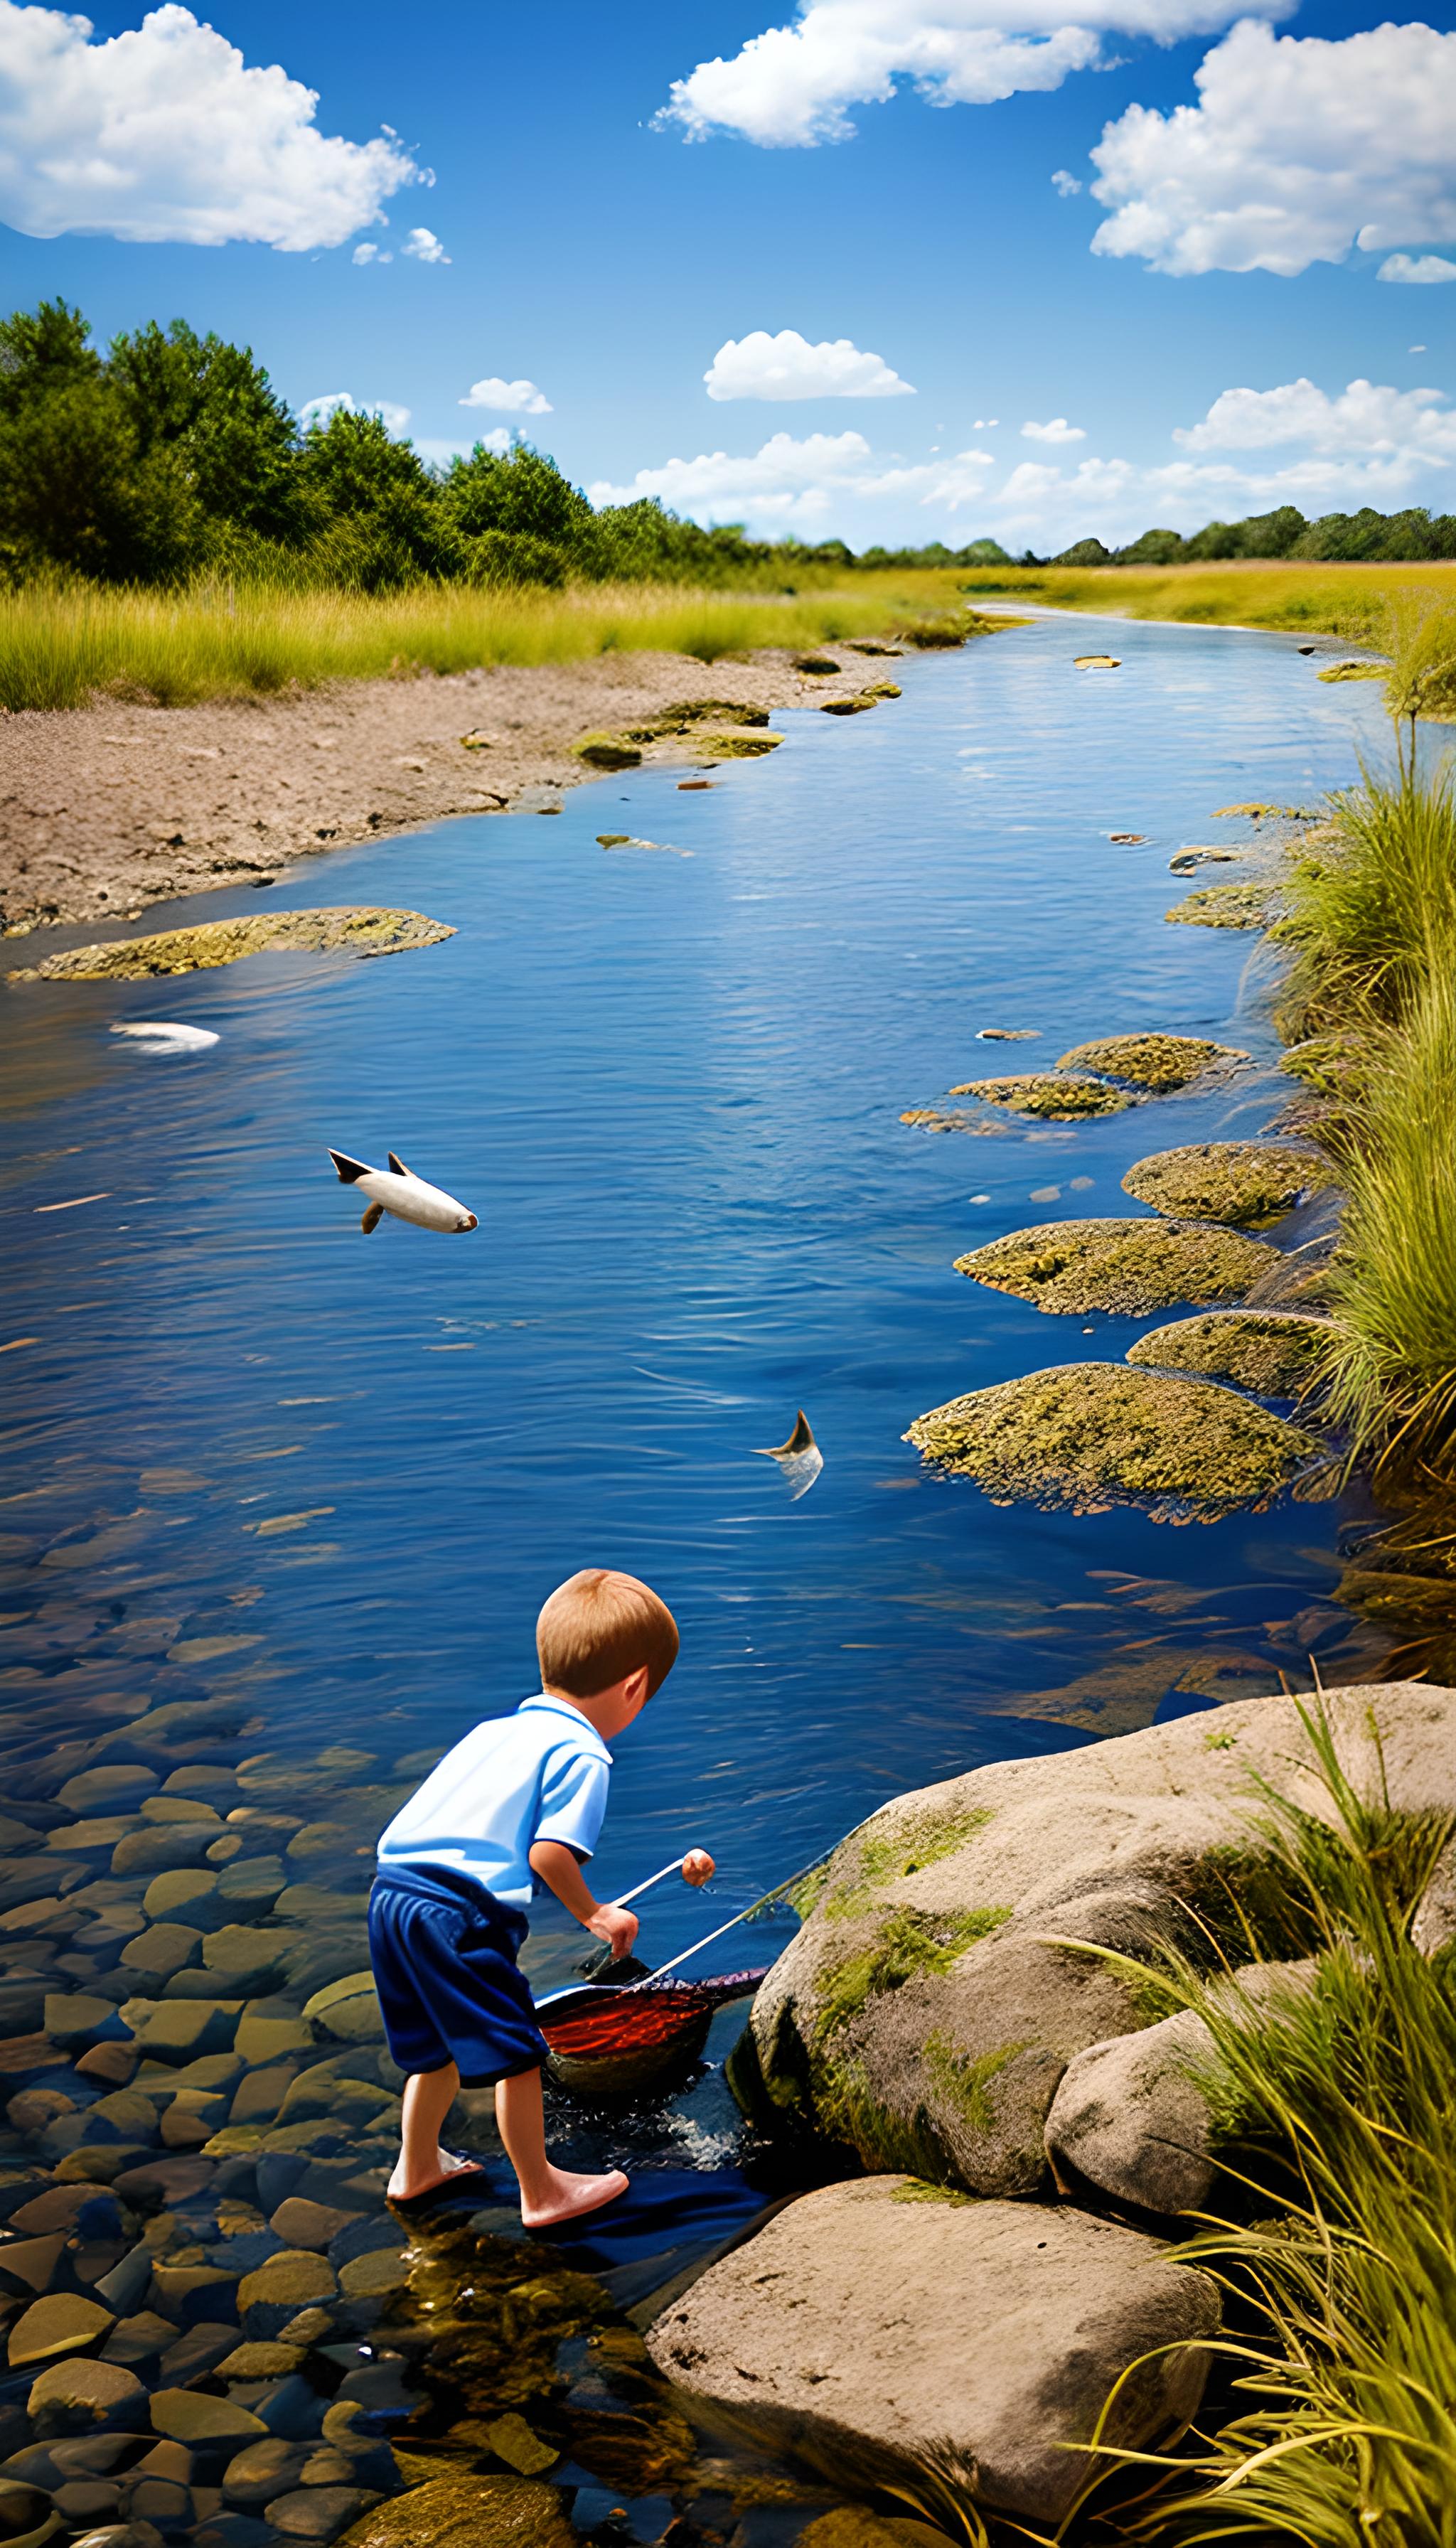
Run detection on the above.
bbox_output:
[535,1746,610,1862]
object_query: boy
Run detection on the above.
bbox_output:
[369,1567,714,2225]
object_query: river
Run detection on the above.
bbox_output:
[0,610,1393,2532]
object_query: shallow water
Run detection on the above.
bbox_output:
[0,614,1395,2534]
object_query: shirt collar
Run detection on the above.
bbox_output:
[517,1692,613,1760]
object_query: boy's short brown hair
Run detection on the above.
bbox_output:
[536,1568,679,1701]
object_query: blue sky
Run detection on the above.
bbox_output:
[4,0,1456,548]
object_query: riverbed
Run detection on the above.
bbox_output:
[0,613,1395,2536]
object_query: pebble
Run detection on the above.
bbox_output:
[268,2484,375,2538]
[0,2233,67,2293]
[149,2390,267,2443]
[111,1829,218,1879]
[101,2313,178,2366]
[141,1870,220,1927]
[58,1772,159,1817]
[269,2199,358,2252]
[27,2356,144,2434]
[9,2293,115,2366]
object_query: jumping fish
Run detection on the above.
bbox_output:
[328,1149,478,1236]
[110,1023,219,1053]
[754,1410,823,1502]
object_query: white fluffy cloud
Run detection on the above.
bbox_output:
[1022,416,1086,444]
[589,429,998,528]
[704,328,915,399]
[351,241,392,266]
[1174,377,1456,465]
[401,225,449,263]
[299,392,411,436]
[656,0,1288,145]
[459,378,552,414]
[1091,19,1456,277]
[1051,168,1081,195]
[0,1,423,248]
[1380,254,1456,286]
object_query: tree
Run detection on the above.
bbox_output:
[296,408,443,584]
[108,318,300,540]
[437,441,594,557]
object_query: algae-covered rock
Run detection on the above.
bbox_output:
[946,1074,1135,1120]
[1128,1310,1332,1398]
[338,2471,574,2548]
[899,1108,997,1136]
[954,1216,1273,1315]
[1169,847,1243,872]
[795,655,841,674]
[686,730,783,760]
[12,908,456,985]
[1121,1142,1334,1228]
[904,1364,1320,1515]
[646,2178,1217,2525]
[1165,883,1274,930]
[571,733,642,770]
[1056,1034,1247,1093]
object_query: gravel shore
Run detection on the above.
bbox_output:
[0,646,897,935]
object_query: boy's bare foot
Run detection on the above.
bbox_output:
[520,2166,628,2229]
[387,2147,485,2204]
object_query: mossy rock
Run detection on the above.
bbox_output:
[572,732,642,769]
[946,1073,1135,1120]
[1121,1142,1335,1228]
[1128,1310,1333,1398]
[905,1362,1321,1515]
[1166,883,1275,930]
[1056,1034,1247,1093]
[1317,661,1383,685]
[899,1108,993,1135]
[794,655,841,674]
[954,1216,1273,1315]
[820,697,876,715]
[657,697,769,728]
[340,2471,576,2548]
[11,908,456,984]
[686,729,783,760]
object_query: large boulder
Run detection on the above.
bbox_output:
[646,2177,1219,2525]
[732,1684,1456,2193]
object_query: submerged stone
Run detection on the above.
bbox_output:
[904,1364,1320,1515]
[1056,1034,1247,1093]
[685,730,783,760]
[953,1216,1273,1315]
[338,2474,574,2548]
[1121,1142,1335,1228]
[946,1074,1135,1120]
[9,2293,114,2366]
[11,909,456,985]
[1128,1310,1333,1398]
[1165,882,1274,929]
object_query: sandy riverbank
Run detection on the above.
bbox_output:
[0,644,901,934]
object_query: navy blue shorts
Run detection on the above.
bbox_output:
[368,1864,548,2086]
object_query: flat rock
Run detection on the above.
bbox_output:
[337,2472,574,2548]
[734,1684,1455,2192]
[268,2198,358,2252]
[141,1870,221,1927]
[269,2486,378,2539]
[945,1072,1135,1120]
[237,2250,336,2314]
[111,1826,218,1879]
[59,1769,159,1816]
[223,2439,310,2505]
[646,2178,1217,2524]
[905,1364,1321,1516]
[1165,882,1273,929]
[1122,1142,1334,1228]
[119,1924,202,1981]
[1056,1034,1247,1092]
[12,909,456,985]
[1127,1310,1332,1397]
[953,1216,1273,1315]
[302,1976,383,2043]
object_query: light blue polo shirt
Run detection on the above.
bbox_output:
[376,1695,612,1910]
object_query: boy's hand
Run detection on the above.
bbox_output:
[682,1849,715,1887]
[587,1902,639,1959]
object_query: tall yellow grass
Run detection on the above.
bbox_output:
[0,573,968,713]
[963,558,1456,633]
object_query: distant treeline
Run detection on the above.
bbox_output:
[1045,505,1456,568]
[8,304,1452,592]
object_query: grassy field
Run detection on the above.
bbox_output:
[963,558,1456,634]
[0,571,973,713]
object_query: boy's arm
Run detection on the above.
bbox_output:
[529,1840,638,1958]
